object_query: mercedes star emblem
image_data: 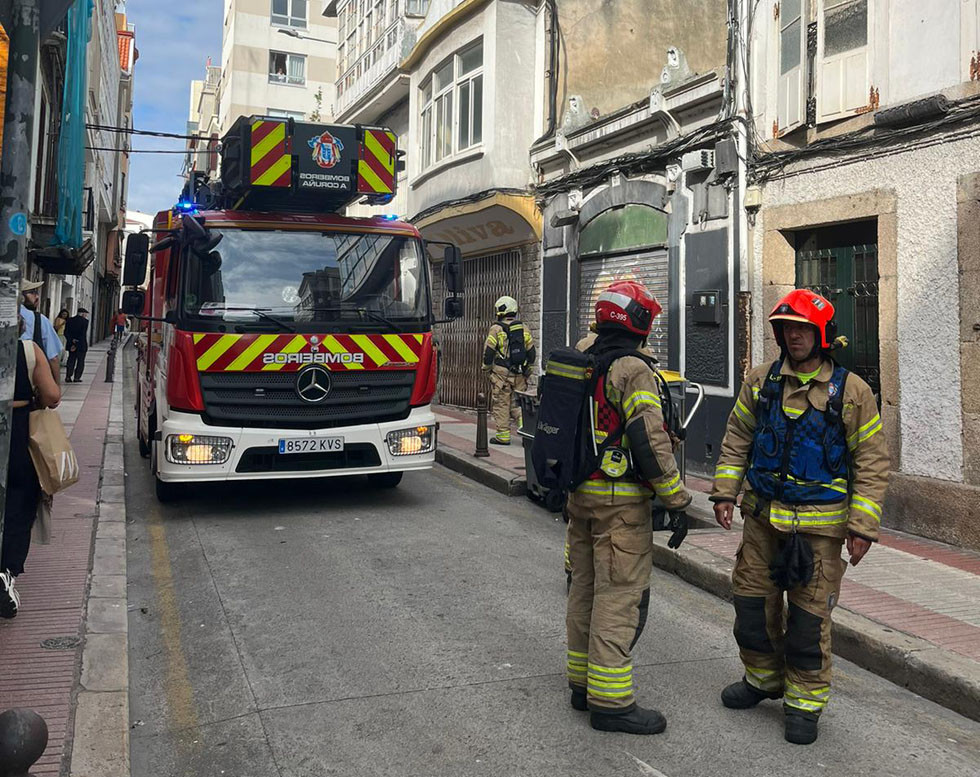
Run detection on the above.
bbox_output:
[296,365,331,403]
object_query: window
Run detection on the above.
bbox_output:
[406,0,429,16]
[272,0,307,28]
[816,0,870,122]
[419,40,483,171]
[776,0,804,133]
[267,108,305,119]
[269,51,306,85]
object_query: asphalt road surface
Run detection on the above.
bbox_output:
[124,373,980,777]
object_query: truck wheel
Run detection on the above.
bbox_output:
[368,472,403,489]
[137,429,150,459]
[155,476,182,503]
[544,488,566,513]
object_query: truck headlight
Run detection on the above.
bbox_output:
[166,434,233,465]
[386,425,435,456]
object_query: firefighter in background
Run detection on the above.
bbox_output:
[710,289,889,745]
[482,296,535,445]
[566,281,691,735]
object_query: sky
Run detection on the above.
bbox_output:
[125,1,223,217]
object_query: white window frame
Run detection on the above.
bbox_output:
[267,108,306,120]
[418,39,484,173]
[775,0,805,135]
[816,0,872,123]
[405,0,428,17]
[271,0,308,29]
[269,51,307,86]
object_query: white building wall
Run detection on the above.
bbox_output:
[751,134,980,482]
[220,0,338,131]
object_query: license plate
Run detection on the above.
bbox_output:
[278,437,345,455]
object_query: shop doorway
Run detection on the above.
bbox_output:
[438,248,521,409]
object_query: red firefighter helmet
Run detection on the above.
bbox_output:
[769,289,837,349]
[595,280,663,336]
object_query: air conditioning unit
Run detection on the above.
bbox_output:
[681,149,715,172]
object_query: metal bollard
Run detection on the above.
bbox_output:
[474,392,490,458]
[105,341,116,383]
[0,708,48,777]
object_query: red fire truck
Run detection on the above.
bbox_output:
[121,117,463,501]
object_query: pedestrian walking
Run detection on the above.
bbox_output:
[564,281,691,735]
[481,295,535,445]
[64,308,90,383]
[19,280,63,385]
[112,309,128,345]
[1,319,62,618]
[710,289,889,745]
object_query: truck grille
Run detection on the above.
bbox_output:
[200,371,416,430]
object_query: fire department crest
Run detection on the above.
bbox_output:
[308,130,344,169]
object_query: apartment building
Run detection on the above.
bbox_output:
[747,0,980,548]
[219,0,339,131]
[185,64,223,180]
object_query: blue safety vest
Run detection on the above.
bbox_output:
[746,360,850,505]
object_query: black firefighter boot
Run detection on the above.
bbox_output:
[784,708,820,745]
[570,688,588,712]
[590,704,667,735]
[721,678,782,709]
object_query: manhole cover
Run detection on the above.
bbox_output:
[40,636,81,650]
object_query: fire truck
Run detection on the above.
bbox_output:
[120,117,463,502]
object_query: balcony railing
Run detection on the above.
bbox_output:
[335,20,406,117]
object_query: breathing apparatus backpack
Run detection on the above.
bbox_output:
[501,320,528,373]
[531,343,678,510]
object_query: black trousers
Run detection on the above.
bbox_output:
[66,348,87,381]
[1,475,40,577]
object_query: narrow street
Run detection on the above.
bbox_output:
[123,367,980,777]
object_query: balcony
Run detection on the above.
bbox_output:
[335,20,410,123]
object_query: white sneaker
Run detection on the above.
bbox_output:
[0,570,20,618]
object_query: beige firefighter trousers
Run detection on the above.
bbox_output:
[565,495,652,710]
[732,511,846,716]
[489,369,526,442]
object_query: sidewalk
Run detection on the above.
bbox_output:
[0,342,122,775]
[434,403,980,722]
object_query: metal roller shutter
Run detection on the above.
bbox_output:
[577,249,670,364]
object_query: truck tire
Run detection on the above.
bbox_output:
[151,437,182,503]
[368,472,403,489]
[155,476,182,504]
[137,428,150,459]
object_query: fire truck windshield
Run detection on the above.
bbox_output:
[181,228,431,331]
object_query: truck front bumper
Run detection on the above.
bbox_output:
[156,407,437,483]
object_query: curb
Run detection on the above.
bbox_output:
[68,352,130,777]
[650,531,980,723]
[435,446,527,497]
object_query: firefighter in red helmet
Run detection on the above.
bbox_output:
[565,280,691,735]
[710,289,889,745]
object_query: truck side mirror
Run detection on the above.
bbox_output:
[444,245,464,294]
[444,296,464,319]
[121,289,145,316]
[123,233,150,287]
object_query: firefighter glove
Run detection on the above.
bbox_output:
[667,510,688,549]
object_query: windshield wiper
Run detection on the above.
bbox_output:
[308,307,404,333]
[214,306,296,332]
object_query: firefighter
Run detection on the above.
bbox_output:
[482,296,535,445]
[710,289,889,745]
[565,281,691,735]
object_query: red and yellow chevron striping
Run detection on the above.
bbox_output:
[191,332,428,373]
[250,120,292,188]
[357,129,396,195]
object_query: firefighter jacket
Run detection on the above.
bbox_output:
[483,317,535,377]
[710,358,890,541]
[569,334,691,511]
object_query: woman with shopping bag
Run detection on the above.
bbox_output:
[1,324,62,619]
